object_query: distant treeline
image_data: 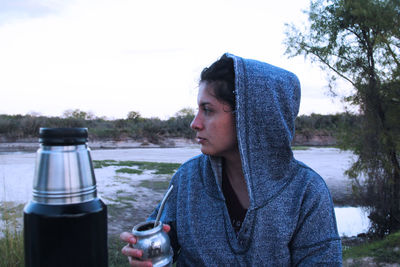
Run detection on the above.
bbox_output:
[295,113,360,137]
[0,109,195,144]
[293,113,361,146]
[0,109,360,145]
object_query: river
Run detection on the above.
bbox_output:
[0,146,369,237]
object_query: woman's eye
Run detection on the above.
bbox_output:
[197,105,213,115]
[203,107,213,115]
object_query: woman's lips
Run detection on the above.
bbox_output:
[196,137,207,144]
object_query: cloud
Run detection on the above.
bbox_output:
[0,0,68,24]
[0,0,344,118]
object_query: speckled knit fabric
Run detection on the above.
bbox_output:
[149,53,342,266]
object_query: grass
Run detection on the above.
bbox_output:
[0,228,24,267]
[108,235,129,266]
[105,191,136,208]
[0,202,25,222]
[112,178,130,185]
[0,202,25,267]
[343,231,400,264]
[106,203,125,218]
[94,160,181,175]
[138,179,171,191]
[93,159,118,168]
[116,168,143,174]
[291,146,311,150]
[115,195,136,204]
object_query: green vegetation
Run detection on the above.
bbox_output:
[113,176,131,184]
[0,108,196,143]
[114,195,136,204]
[0,228,24,267]
[0,202,25,222]
[343,231,400,264]
[138,180,171,191]
[94,160,181,175]
[0,108,364,147]
[0,202,25,267]
[291,146,311,150]
[93,160,118,168]
[116,168,143,174]
[108,235,128,266]
[295,113,361,147]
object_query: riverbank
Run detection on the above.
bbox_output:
[0,135,337,153]
[0,137,198,153]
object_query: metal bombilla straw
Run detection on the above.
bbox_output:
[154,185,174,228]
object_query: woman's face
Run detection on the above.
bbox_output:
[190,82,238,158]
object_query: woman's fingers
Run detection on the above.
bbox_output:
[122,245,153,266]
[121,233,152,266]
[120,231,137,244]
[121,244,142,258]
[162,224,171,233]
[128,256,153,267]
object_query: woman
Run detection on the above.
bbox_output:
[121,53,342,266]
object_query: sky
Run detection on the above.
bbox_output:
[0,0,352,119]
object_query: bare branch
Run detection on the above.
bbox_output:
[301,43,357,87]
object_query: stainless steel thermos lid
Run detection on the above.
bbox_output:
[33,128,97,205]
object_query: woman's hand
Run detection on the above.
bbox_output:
[120,224,171,267]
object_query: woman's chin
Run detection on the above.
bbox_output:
[200,147,214,156]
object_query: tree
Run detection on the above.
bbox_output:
[167,107,195,139]
[174,107,195,118]
[127,111,142,121]
[62,109,96,120]
[285,0,400,236]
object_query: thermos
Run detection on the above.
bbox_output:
[24,128,108,267]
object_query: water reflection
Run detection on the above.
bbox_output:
[335,207,370,237]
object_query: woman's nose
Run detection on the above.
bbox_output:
[190,113,203,131]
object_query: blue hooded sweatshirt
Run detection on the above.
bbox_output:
[149,53,342,266]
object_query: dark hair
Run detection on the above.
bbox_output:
[200,55,235,110]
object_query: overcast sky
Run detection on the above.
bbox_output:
[0,0,351,119]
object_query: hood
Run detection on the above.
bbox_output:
[224,53,301,209]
